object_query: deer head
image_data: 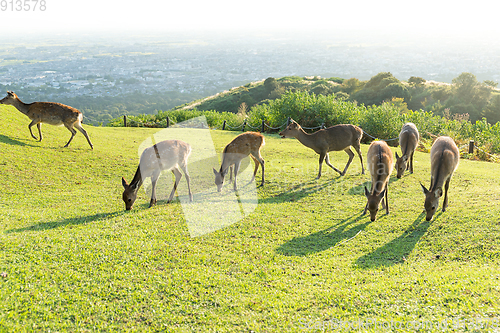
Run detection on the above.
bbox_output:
[279,120,301,138]
[421,182,442,221]
[395,152,408,179]
[213,167,228,192]
[122,177,140,210]
[364,186,386,222]
[0,91,18,105]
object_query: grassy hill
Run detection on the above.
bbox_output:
[1,105,500,331]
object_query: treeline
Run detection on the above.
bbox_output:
[168,73,500,124]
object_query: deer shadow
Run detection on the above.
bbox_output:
[276,213,370,257]
[0,134,37,147]
[260,177,341,205]
[355,212,432,268]
[5,211,127,233]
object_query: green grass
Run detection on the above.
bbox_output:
[1,105,500,332]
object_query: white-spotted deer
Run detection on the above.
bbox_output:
[0,91,93,149]
[213,132,265,192]
[420,136,459,221]
[363,140,394,221]
[396,122,419,178]
[122,140,193,210]
[279,120,365,178]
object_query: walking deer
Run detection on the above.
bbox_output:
[363,140,394,221]
[0,91,93,149]
[395,122,419,178]
[421,136,459,221]
[279,120,365,179]
[122,139,193,210]
[213,132,265,192]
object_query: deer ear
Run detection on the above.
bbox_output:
[434,188,443,198]
[395,152,400,159]
[378,189,386,199]
[121,177,129,188]
[213,168,218,176]
[364,186,370,198]
[420,182,429,194]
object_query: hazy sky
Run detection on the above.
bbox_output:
[1,0,499,39]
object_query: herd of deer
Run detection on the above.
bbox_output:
[1,92,459,221]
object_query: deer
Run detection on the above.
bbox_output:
[420,136,459,221]
[279,119,365,179]
[395,122,419,178]
[213,132,265,192]
[0,91,93,149]
[363,140,394,222]
[122,139,193,210]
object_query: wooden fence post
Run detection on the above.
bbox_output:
[242,120,247,132]
[123,115,127,127]
[321,123,325,129]
[222,120,226,130]
[468,140,475,154]
[286,117,291,127]
[166,116,170,128]
[261,120,265,133]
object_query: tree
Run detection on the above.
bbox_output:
[408,76,426,86]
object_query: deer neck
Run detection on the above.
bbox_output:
[10,98,30,115]
[294,128,318,150]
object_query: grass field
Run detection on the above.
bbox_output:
[1,105,500,332]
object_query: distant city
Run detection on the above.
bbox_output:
[1,30,499,102]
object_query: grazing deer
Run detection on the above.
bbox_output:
[363,140,394,221]
[122,139,193,210]
[213,132,265,192]
[396,122,419,178]
[279,120,365,179]
[420,136,459,221]
[0,91,93,149]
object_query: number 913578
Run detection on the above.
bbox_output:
[1,0,46,11]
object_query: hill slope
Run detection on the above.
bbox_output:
[1,105,500,331]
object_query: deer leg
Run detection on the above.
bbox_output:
[385,184,389,215]
[249,155,259,183]
[324,153,342,175]
[179,163,193,202]
[36,123,43,142]
[149,170,161,207]
[317,152,326,179]
[63,125,77,148]
[229,165,233,182]
[75,123,94,149]
[251,152,265,186]
[28,120,39,140]
[353,143,365,174]
[233,161,241,191]
[362,202,368,216]
[168,168,182,203]
[442,178,451,212]
[410,152,414,174]
[341,147,355,176]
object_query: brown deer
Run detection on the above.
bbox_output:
[0,91,93,149]
[279,120,365,178]
[122,139,193,210]
[421,136,459,221]
[213,132,265,192]
[395,122,419,178]
[363,140,394,221]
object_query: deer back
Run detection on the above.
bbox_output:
[322,124,363,151]
[429,136,459,190]
[220,132,264,168]
[367,140,394,194]
[398,123,419,156]
[139,140,191,178]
